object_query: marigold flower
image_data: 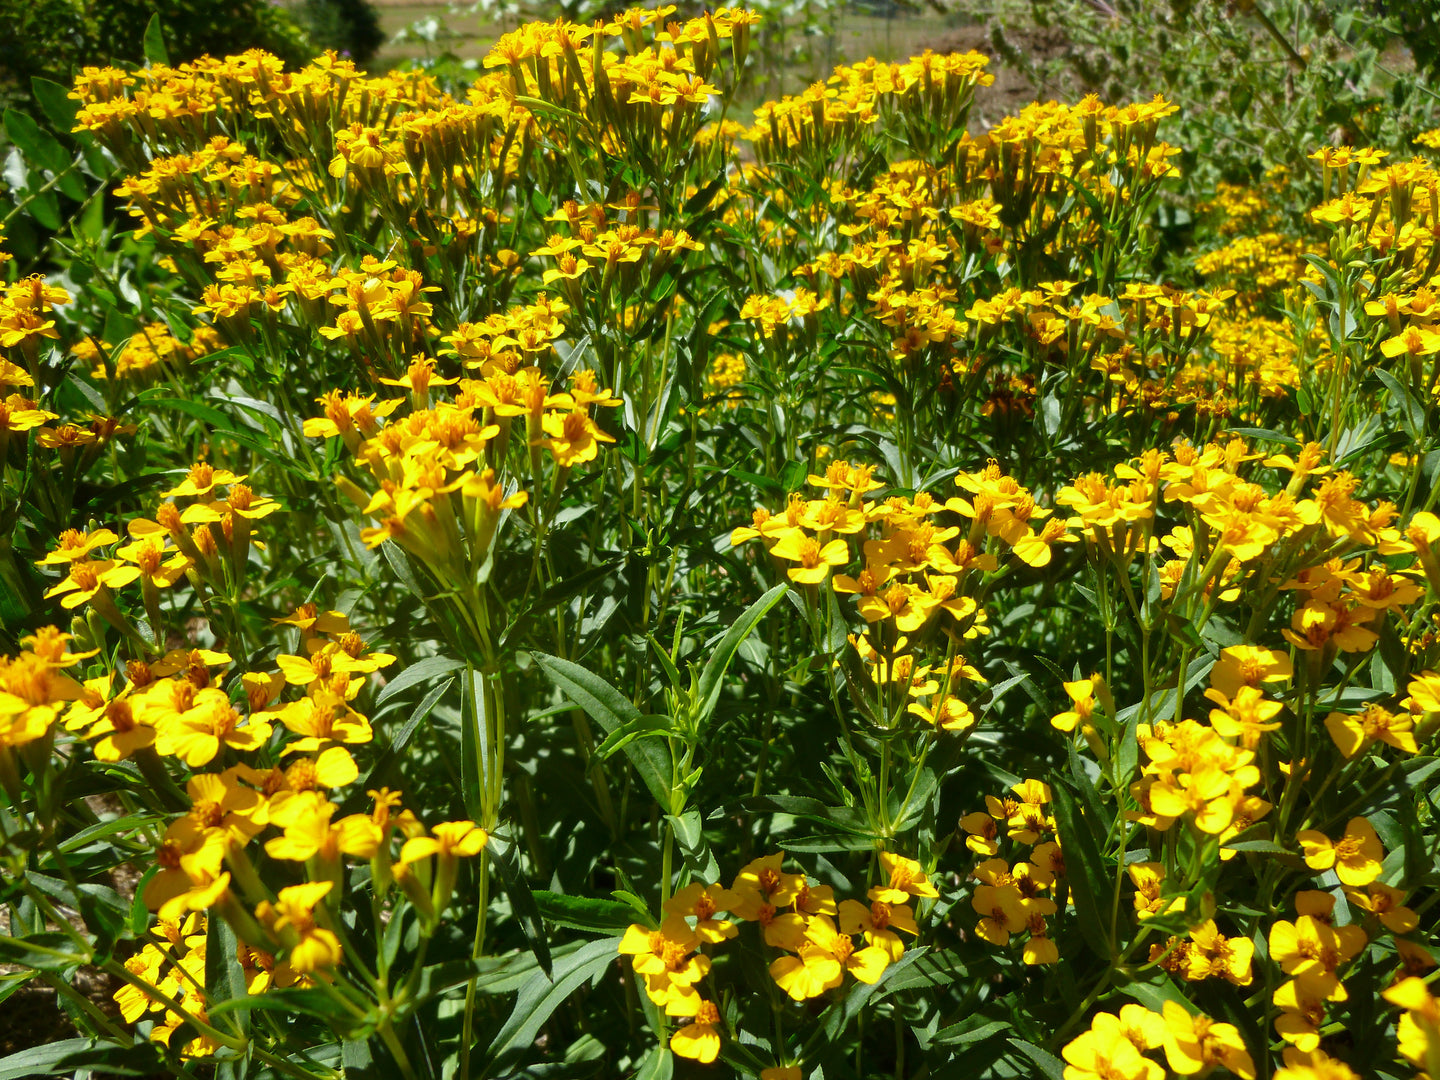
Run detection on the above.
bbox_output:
[1159,1000,1255,1079]
[259,881,343,974]
[769,531,849,584]
[1209,645,1291,698]
[670,1000,722,1062]
[1063,1019,1164,1080]
[663,882,741,942]
[1296,817,1384,886]
[870,851,938,903]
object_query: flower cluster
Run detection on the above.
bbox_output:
[619,852,933,1066]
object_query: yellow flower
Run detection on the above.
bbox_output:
[1273,978,1327,1052]
[731,853,802,906]
[1273,1048,1360,1080]
[663,882,741,943]
[1267,915,1365,989]
[1159,1000,1255,1079]
[768,531,849,584]
[42,558,140,609]
[1183,920,1254,985]
[400,819,488,862]
[869,851,939,903]
[801,914,890,983]
[397,820,488,913]
[1062,1018,1164,1080]
[113,946,165,1022]
[1296,817,1384,886]
[1204,686,1283,747]
[960,811,1000,856]
[36,527,118,565]
[618,915,707,998]
[162,461,243,499]
[769,942,842,1001]
[1324,704,1418,758]
[971,884,1027,946]
[259,881,342,974]
[1101,1005,1166,1052]
[1146,768,1234,834]
[141,822,228,921]
[1384,977,1440,1070]
[265,799,382,863]
[670,1000,721,1063]
[77,693,155,762]
[539,407,614,467]
[152,687,271,767]
[1052,678,1099,733]
[838,897,916,959]
[1345,882,1418,934]
[277,693,372,753]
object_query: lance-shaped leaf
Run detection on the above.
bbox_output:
[1051,779,1112,961]
[485,936,621,1069]
[533,653,673,808]
[692,583,787,728]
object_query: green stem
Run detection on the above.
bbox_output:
[459,847,492,1080]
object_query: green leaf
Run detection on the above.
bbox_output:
[1375,368,1426,441]
[346,677,451,814]
[143,14,170,65]
[0,972,37,1008]
[342,1040,379,1080]
[1221,840,1292,854]
[4,109,69,175]
[635,1046,674,1080]
[813,947,927,1048]
[646,633,685,694]
[737,793,870,834]
[1117,972,1197,1015]
[1228,83,1253,118]
[206,909,249,1042]
[694,583,787,728]
[532,653,673,808]
[408,944,588,1007]
[1164,613,1203,650]
[375,655,463,706]
[26,190,62,231]
[0,932,84,972]
[490,835,552,977]
[667,809,720,882]
[878,948,966,993]
[1227,427,1300,449]
[1009,1038,1067,1080]
[461,667,485,822]
[485,936,620,1068]
[593,713,674,760]
[31,78,80,132]
[206,988,345,1024]
[532,891,639,934]
[1051,781,1112,960]
[0,1038,162,1079]
[933,1018,1010,1048]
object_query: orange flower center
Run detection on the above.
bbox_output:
[107,700,136,733]
[191,800,225,829]
[286,758,319,791]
